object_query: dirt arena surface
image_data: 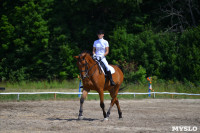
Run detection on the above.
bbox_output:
[0,99,200,133]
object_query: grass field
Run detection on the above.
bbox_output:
[0,79,200,101]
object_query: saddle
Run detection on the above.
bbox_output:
[96,60,115,76]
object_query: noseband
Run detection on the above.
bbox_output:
[77,55,98,80]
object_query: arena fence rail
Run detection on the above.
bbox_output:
[0,92,200,100]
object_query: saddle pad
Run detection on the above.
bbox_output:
[98,62,115,75]
[108,65,115,74]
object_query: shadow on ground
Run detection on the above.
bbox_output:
[47,117,99,121]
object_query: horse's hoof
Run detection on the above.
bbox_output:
[104,118,109,121]
[78,116,83,120]
[119,117,123,120]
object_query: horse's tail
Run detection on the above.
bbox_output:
[119,86,127,92]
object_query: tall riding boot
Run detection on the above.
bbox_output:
[107,71,116,86]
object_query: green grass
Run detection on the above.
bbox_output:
[121,80,200,94]
[0,79,80,92]
[0,94,79,101]
[0,79,200,101]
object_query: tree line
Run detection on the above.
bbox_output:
[0,0,200,83]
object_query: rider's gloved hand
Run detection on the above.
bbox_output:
[93,54,97,59]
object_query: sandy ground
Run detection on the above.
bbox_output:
[0,99,200,133]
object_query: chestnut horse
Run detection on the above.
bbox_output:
[74,52,124,120]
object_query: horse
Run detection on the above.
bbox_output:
[74,51,124,120]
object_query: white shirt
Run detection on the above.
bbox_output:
[93,38,109,57]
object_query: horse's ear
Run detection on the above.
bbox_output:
[74,56,79,59]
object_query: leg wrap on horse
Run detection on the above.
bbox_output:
[80,97,84,104]
[79,98,85,116]
[100,102,105,109]
[100,102,107,118]
[106,108,111,118]
[118,110,122,118]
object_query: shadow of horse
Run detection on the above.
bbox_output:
[47,117,99,121]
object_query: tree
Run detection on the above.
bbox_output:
[159,0,200,32]
[178,26,200,81]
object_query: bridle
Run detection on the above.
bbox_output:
[77,55,99,80]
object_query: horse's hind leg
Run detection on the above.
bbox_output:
[107,96,122,119]
[78,90,88,120]
[106,85,120,118]
[106,97,116,118]
[115,98,122,119]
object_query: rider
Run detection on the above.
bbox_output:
[92,30,116,86]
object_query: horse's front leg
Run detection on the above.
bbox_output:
[99,91,107,120]
[78,90,88,120]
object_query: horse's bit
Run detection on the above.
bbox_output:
[78,56,99,80]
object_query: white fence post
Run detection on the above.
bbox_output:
[17,94,19,101]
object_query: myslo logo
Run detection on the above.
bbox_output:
[172,126,198,132]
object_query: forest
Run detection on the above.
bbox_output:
[0,0,200,83]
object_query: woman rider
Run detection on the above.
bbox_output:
[92,30,116,86]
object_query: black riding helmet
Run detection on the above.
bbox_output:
[97,30,104,35]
